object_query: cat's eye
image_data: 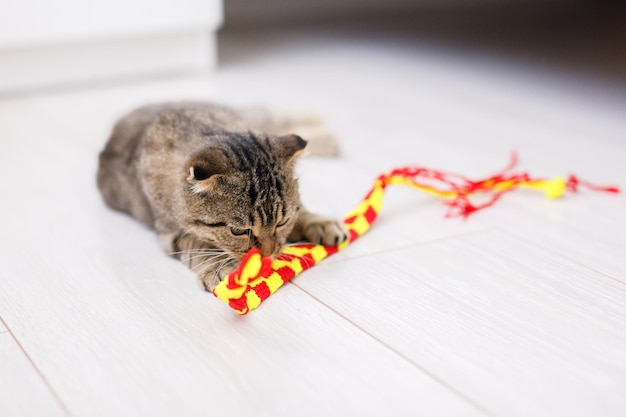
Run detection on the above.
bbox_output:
[276,217,290,228]
[230,227,249,236]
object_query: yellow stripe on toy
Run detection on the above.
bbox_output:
[214,154,619,314]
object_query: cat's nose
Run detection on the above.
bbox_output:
[259,241,277,258]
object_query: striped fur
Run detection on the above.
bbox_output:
[97,102,346,290]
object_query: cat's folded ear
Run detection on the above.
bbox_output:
[185,149,230,194]
[276,134,308,160]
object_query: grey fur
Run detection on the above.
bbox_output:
[97,102,346,289]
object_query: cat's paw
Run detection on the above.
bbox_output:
[302,216,348,246]
[198,264,235,291]
[198,273,221,292]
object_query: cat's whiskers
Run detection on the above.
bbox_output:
[169,249,229,256]
[284,241,308,247]
[215,255,236,278]
[183,252,230,264]
[300,254,314,269]
[173,231,191,250]
[278,251,313,269]
[175,250,227,267]
[189,251,230,264]
[190,253,232,272]
[246,229,254,254]
[99,102,347,293]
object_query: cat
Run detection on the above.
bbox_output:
[97,102,347,290]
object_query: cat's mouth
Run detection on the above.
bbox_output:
[235,243,284,261]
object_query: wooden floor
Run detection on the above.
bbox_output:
[1,28,625,417]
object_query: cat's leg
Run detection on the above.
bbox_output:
[159,232,237,291]
[238,107,340,157]
[273,113,340,157]
[288,207,348,246]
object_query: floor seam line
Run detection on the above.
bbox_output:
[320,226,494,266]
[291,284,499,417]
[492,225,626,286]
[0,316,74,417]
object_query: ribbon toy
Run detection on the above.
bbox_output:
[213,153,619,314]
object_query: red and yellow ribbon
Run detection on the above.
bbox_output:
[214,154,619,314]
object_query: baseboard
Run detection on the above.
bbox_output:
[0,31,217,95]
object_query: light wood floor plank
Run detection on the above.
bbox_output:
[0,256,487,417]
[481,195,626,280]
[0,111,485,416]
[2,28,625,417]
[0,321,69,417]
[296,230,626,417]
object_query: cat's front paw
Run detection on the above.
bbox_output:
[198,264,235,291]
[198,273,221,292]
[302,215,348,246]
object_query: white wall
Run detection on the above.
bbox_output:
[1,0,222,48]
[0,0,223,93]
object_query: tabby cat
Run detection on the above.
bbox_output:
[97,102,347,290]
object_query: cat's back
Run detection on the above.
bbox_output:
[100,102,248,170]
[106,102,239,150]
[97,102,248,229]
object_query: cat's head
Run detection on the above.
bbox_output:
[180,131,306,260]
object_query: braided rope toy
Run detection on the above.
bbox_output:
[213,153,619,314]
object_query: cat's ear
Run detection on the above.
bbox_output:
[276,134,308,160]
[188,165,220,181]
[185,150,229,194]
